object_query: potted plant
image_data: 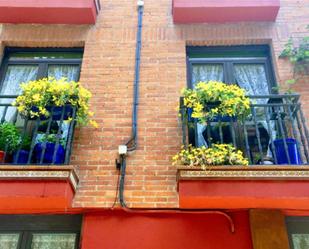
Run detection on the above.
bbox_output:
[181,81,250,123]
[34,133,66,164]
[13,77,98,127]
[0,122,21,163]
[172,144,249,169]
[13,134,32,164]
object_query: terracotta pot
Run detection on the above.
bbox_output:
[0,151,5,163]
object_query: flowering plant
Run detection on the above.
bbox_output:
[14,78,98,127]
[182,81,250,123]
[172,144,249,169]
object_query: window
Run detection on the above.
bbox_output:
[187,45,276,94]
[186,45,280,164]
[0,48,83,98]
[0,48,83,165]
[287,217,309,249]
[0,215,82,249]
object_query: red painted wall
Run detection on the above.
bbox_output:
[81,210,252,249]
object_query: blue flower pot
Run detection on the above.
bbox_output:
[34,142,65,164]
[13,150,29,164]
[274,138,302,165]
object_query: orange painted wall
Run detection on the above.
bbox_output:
[81,211,252,249]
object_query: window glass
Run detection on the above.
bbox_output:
[192,64,224,87]
[31,234,76,249]
[0,234,19,249]
[48,65,80,81]
[292,234,309,249]
[234,64,270,95]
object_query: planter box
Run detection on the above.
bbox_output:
[173,0,280,24]
[0,0,100,24]
[177,166,309,210]
[0,166,78,213]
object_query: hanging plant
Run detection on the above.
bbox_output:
[181,81,250,123]
[13,77,98,128]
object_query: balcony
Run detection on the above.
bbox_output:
[0,0,101,25]
[172,0,280,24]
[178,94,309,210]
[0,95,76,165]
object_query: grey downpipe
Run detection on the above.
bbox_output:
[119,1,144,208]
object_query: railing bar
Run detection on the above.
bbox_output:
[277,105,291,164]
[252,107,265,164]
[28,119,40,164]
[264,106,278,164]
[251,103,299,107]
[64,107,77,164]
[243,121,252,164]
[299,107,309,151]
[247,94,300,99]
[14,118,29,164]
[206,119,211,147]
[295,108,309,163]
[39,111,53,164]
[287,104,307,163]
[229,120,237,147]
[11,109,18,125]
[52,106,66,165]
[0,106,8,123]
[219,121,223,144]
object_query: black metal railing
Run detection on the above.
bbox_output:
[0,95,76,165]
[180,94,309,165]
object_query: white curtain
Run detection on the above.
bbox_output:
[192,64,224,147]
[0,234,19,249]
[292,234,309,249]
[48,65,79,81]
[234,64,275,157]
[0,65,38,122]
[31,234,76,249]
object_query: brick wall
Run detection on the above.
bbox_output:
[0,0,308,208]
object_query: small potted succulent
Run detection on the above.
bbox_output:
[172,144,249,169]
[13,77,98,127]
[0,122,21,163]
[181,81,250,123]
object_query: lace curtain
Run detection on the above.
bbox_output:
[48,65,79,81]
[192,64,224,147]
[0,65,38,122]
[234,64,275,157]
[31,234,76,249]
[0,234,19,249]
[292,234,309,249]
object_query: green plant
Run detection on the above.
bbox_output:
[279,25,309,86]
[172,144,249,169]
[182,81,250,123]
[0,122,21,153]
[20,134,32,151]
[37,134,65,147]
[13,77,98,127]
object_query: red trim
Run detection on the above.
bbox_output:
[173,0,280,23]
[179,180,309,209]
[0,180,74,213]
[0,0,99,24]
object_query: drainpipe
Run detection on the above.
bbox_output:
[115,1,235,233]
[117,0,144,208]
